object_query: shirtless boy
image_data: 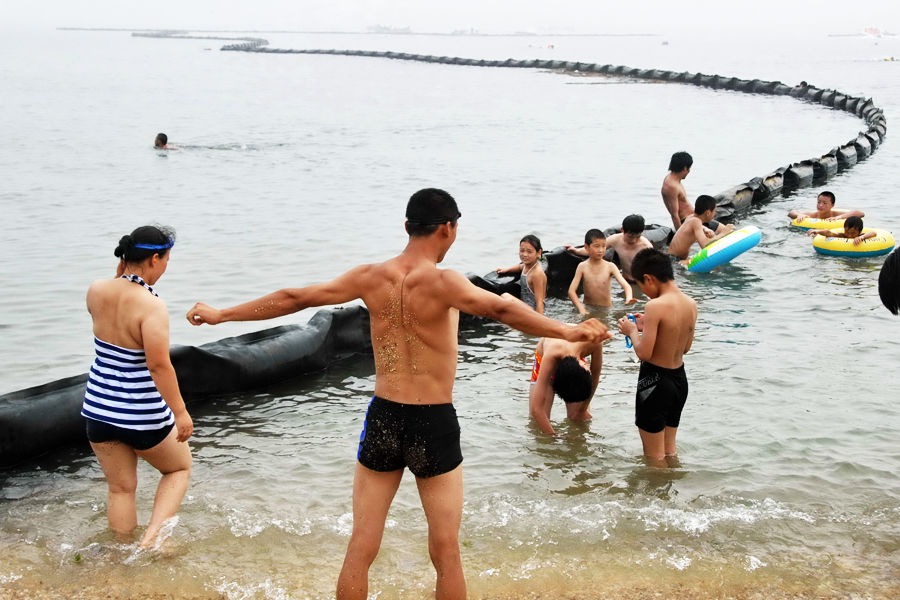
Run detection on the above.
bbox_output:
[186,188,607,600]
[567,215,653,282]
[668,195,734,262]
[568,229,636,314]
[606,215,655,281]
[617,249,697,465]
[528,336,607,435]
[661,151,693,229]
[806,215,876,245]
[787,190,864,221]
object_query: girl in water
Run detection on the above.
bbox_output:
[497,234,547,313]
[82,225,193,548]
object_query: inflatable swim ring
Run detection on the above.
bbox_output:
[812,228,895,257]
[790,216,845,230]
[687,225,762,273]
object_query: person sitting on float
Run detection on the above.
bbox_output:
[806,215,875,246]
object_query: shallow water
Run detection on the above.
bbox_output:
[1,28,899,599]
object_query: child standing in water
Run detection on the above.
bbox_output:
[567,229,637,315]
[497,234,547,313]
[617,248,697,466]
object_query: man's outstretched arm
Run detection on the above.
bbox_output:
[187,265,370,325]
[440,270,609,343]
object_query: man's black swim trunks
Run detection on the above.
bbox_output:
[635,362,688,433]
[357,395,462,478]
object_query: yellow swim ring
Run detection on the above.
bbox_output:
[813,228,896,257]
[791,216,845,230]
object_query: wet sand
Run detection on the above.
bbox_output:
[3,572,898,600]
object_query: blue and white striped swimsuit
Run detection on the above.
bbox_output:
[81,275,175,431]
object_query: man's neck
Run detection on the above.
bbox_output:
[402,236,443,264]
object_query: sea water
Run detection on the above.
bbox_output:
[1,28,899,599]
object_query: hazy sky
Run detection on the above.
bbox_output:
[3,0,900,35]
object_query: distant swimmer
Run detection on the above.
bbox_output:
[566,229,635,315]
[528,335,605,435]
[186,188,608,600]
[667,195,734,262]
[661,151,693,230]
[83,225,193,549]
[787,190,864,221]
[154,133,168,148]
[496,234,547,314]
[617,249,697,466]
[806,215,876,245]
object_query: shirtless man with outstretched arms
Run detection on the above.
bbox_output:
[186,189,607,600]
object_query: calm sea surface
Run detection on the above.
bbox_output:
[1,28,899,599]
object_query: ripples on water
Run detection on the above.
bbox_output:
[1,28,899,599]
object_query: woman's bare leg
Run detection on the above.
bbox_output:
[135,427,192,548]
[90,441,139,539]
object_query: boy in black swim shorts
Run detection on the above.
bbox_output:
[617,248,697,466]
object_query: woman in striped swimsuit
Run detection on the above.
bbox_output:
[83,225,193,548]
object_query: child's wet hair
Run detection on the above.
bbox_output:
[114,225,175,263]
[694,195,717,215]
[584,229,605,245]
[819,190,836,204]
[520,234,543,253]
[551,357,592,404]
[631,248,674,283]
[622,214,645,234]
[844,216,863,232]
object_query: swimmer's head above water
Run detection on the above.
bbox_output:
[154,133,168,148]
[551,356,592,404]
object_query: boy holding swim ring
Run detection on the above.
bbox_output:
[806,216,875,245]
[668,195,734,262]
[788,190,864,221]
[567,229,636,315]
[497,235,547,313]
[617,249,697,466]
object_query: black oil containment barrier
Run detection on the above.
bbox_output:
[0,306,371,468]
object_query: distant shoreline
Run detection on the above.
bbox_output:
[56,27,662,37]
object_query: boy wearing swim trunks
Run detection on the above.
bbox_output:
[617,248,697,465]
[187,188,607,600]
[528,336,606,435]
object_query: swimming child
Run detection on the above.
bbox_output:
[668,195,734,262]
[528,335,609,435]
[496,234,547,313]
[806,215,876,245]
[154,133,168,148]
[567,229,636,315]
[617,248,697,466]
[83,225,193,548]
[788,190,864,221]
